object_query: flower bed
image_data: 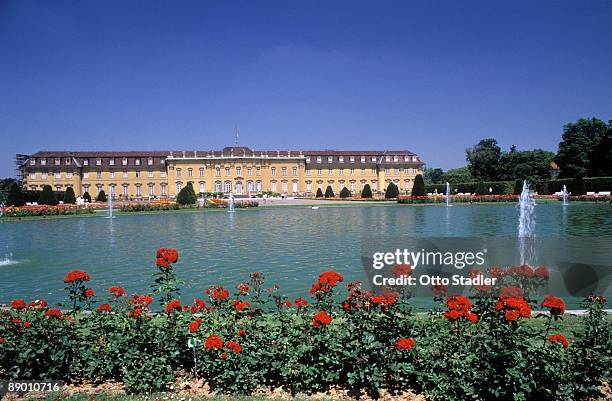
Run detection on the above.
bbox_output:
[0,250,609,400]
[398,195,520,204]
[118,201,259,213]
[0,204,95,218]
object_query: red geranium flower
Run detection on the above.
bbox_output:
[156,248,179,269]
[231,299,250,311]
[220,352,228,359]
[295,297,308,307]
[109,286,126,298]
[129,294,153,308]
[499,286,523,299]
[496,296,531,321]
[534,266,549,279]
[98,303,112,312]
[23,322,30,328]
[283,300,292,308]
[10,299,27,310]
[237,282,249,293]
[312,310,332,328]
[236,329,246,337]
[84,288,95,298]
[542,295,565,316]
[129,308,143,318]
[487,266,506,278]
[165,299,182,313]
[156,258,169,269]
[45,308,63,319]
[64,270,91,283]
[188,318,202,333]
[226,340,242,353]
[395,337,416,351]
[443,295,477,323]
[205,334,223,349]
[191,298,208,313]
[0,337,5,344]
[548,333,569,348]
[310,271,343,294]
[509,264,534,278]
[27,299,48,309]
[207,286,229,301]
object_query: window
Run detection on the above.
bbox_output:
[54,172,61,179]
[199,182,205,193]
[148,171,153,178]
[65,158,71,165]
[176,168,182,178]
[256,167,261,176]
[188,168,193,177]
[292,182,298,192]
[328,168,333,175]
[281,167,286,176]
[122,158,128,165]
[306,169,311,176]
[148,158,153,165]
[413,156,418,162]
[350,156,355,163]
[148,184,154,196]
[372,168,376,174]
[41,173,47,179]
[404,168,408,174]
[350,182,355,192]
[55,158,60,166]
[215,182,222,192]
[135,171,141,178]
[41,159,47,166]
[30,159,36,165]
[247,167,252,176]
[317,157,322,163]
[135,158,141,166]
[256,181,262,192]
[135,185,141,196]
[271,167,276,176]
[404,156,410,162]
[306,157,310,163]
[307,182,312,192]
[385,156,391,162]
[328,157,333,163]
[199,168,205,177]
[161,184,167,196]
[361,156,366,163]
[385,168,390,174]
[224,181,232,193]
[372,157,377,162]
[339,169,344,175]
[225,168,230,176]
[282,182,287,192]
[55,185,61,191]
[393,156,398,162]
[292,167,297,176]
[247,181,254,192]
[177,182,182,192]
[394,168,399,175]
[29,172,36,179]
[236,167,241,176]
[361,168,365,175]
[317,168,322,176]
[96,158,102,166]
[83,159,89,166]
[215,167,221,177]
[161,171,167,178]
[123,185,129,197]
[339,157,344,163]
[271,182,277,192]
[96,171,102,179]
[110,172,115,178]
[123,171,128,178]
[109,159,115,166]
[350,168,354,175]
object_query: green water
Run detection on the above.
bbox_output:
[1,203,610,308]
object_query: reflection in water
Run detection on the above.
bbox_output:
[0,204,610,305]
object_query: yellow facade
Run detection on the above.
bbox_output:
[20,147,424,199]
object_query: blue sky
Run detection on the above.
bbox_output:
[1,1,611,177]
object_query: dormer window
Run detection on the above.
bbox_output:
[135,158,141,166]
[393,156,398,162]
[41,159,46,166]
[83,159,89,166]
[404,156,409,161]
[30,159,36,165]
[96,158,102,166]
[54,158,60,166]
[148,158,153,165]
[412,156,418,162]
[371,157,377,162]
[109,159,115,165]
[339,157,344,163]
[385,156,391,162]
[122,158,128,165]
[350,156,355,163]
[317,157,322,163]
[306,157,310,163]
[328,157,333,163]
[66,158,71,165]
[361,156,366,163]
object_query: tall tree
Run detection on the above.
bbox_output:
[498,149,555,181]
[442,167,472,184]
[423,167,444,184]
[39,185,59,205]
[7,182,25,206]
[63,187,76,204]
[555,118,612,178]
[384,182,399,198]
[466,139,502,181]
[411,174,426,196]
[360,184,373,198]
[324,185,335,198]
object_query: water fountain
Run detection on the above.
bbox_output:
[228,193,235,213]
[445,182,452,207]
[562,185,569,206]
[105,194,115,219]
[518,180,536,265]
[0,252,18,267]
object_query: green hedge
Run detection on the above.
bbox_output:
[426,181,514,195]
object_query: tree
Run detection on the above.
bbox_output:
[186,182,198,204]
[63,187,76,204]
[39,185,59,205]
[475,181,488,195]
[423,168,444,184]
[411,174,426,196]
[442,167,472,184]
[513,179,524,195]
[6,182,25,206]
[555,118,612,178]
[339,187,351,198]
[498,148,555,181]
[570,176,586,195]
[96,190,107,202]
[466,139,502,181]
[316,188,324,198]
[176,185,196,205]
[361,184,373,198]
[385,182,399,198]
[83,192,92,202]
[324,185,334,198]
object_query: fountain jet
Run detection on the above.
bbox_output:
[228,193,235,213]
[445,182,452,207]
[562,185,569,206]
[518,180,536,265]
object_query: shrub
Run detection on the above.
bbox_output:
[324,185,334,198]
[339,187,351,198]
[384,182,399,198]
[514,179,523,195]
[63,187,76,204]
[176,185,196,205]
[475,181,488,195]
[82,192,92,202]
[361,184,373,198]
[96,190,107,202]
[6,182,25,207]
[411,174,425,196]
[571,176,587,195]
[38,185,58,205]
[316,188,324,198]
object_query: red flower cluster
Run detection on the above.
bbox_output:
[128,294,153,318]
[496,297,531,321]
[295,297,308,307]
[64,270,91,283]
[45,308,63,319]
[312,310,333,328]
[10,299,26,310]
[207,286,229,301]
[188,318,202,333]
[469,269,492,292]
[237,329,246,337]
[109,286,126,298]
[310,271,343,294]
[84,288,95,298]
[499,286,523,299]
[542,295,565,316]
[588,294,606,304]
[98,303,112,312]
[395,337,416,351]
[191,298,208,313]
[231,299,250,312]
[282,300,292,308]
[27,299,48,309]
[156,248,179,269]
[226,340,242,353]
[534,266,549,279]
[0,337,5,344]
[391,264,414,278]
[205,334,223,349]
[237,282,249,294]
[370,292,399,309]
[548,333,569,348]
[165,299,182,313]
[444,295,478,323]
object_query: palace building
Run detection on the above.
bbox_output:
[18,147,424,199]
